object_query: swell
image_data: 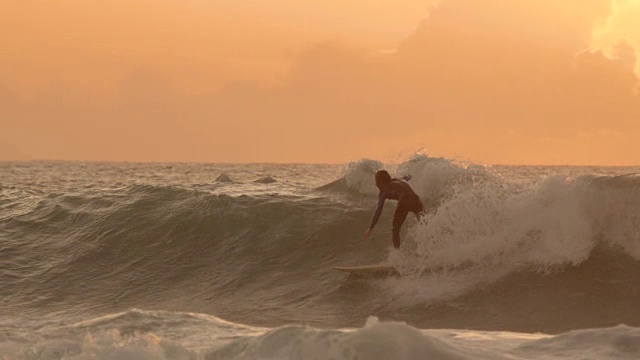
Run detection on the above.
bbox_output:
[3,309,640,360]
[3,169,640,332]
[1,184,377,320]
[393,243,640,333]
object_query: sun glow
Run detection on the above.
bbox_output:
[1,0,639,165]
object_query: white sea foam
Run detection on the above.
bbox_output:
[344,159,383,195]
[3,314,638,360]
[396,154,489,202]
[343,154,485,201]
[384,165,640,305]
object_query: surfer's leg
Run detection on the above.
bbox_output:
[392,203,410,249]
[413,200,425,220]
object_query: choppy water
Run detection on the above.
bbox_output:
[2,157,640,359]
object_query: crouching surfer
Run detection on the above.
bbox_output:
[363,170,424,249]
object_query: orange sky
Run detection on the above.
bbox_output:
[2,0,640,165]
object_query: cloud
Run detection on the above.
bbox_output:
[213,0,640,163]
[2,0,640,164]
[410,0,611,51]
[591,0,640,74]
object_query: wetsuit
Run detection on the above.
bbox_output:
[369,177,424,249]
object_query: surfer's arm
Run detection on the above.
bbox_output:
[368,192,386,229]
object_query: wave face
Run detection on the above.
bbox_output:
[2,160,640,334]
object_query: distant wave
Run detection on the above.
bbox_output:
[253,176,277,184]
[215,173,234,183]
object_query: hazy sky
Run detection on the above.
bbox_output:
[2,0,640,164]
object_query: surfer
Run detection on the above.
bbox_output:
[363,170,424,249]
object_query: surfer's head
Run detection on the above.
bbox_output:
[375,170,391,190]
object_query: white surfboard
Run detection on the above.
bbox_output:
[333,263,399,277]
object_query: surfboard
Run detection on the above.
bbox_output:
[333,263,399,277]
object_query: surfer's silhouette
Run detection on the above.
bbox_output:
[363,170,424,249]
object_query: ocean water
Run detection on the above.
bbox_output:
[2,157,640,359]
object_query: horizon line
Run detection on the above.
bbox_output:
[1,159,638,168]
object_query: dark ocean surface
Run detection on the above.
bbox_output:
[2,157,640,359]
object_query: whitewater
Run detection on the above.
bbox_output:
[1,157,640,359]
